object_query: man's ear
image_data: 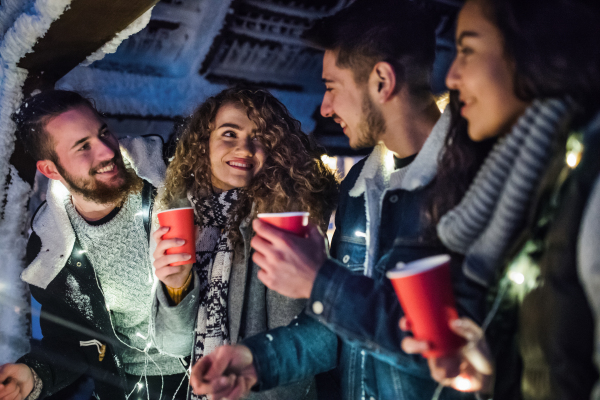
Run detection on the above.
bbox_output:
[369,62,397,103]
[37,160,62,181]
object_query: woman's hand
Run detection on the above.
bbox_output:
[400,317,494,394]
[152,226,193,288]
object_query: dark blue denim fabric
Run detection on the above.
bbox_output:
[244,157,483,400]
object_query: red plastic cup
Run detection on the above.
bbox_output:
[386,254,465,358]
[156,207,196,266]
[257,212,310,236]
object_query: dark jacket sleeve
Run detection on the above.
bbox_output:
[306,253,485,374]
[242,312,340,391]
[17,233,114,399]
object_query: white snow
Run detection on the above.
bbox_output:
[80,6,154,67]
[0,167,32,363]
[66,275,94,321]
[0,0,71,364]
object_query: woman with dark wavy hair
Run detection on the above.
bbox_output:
[402,0,600,399]
[150,86,338,400]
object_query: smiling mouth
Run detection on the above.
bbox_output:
[227,161,253,171]
[95,163,116,174]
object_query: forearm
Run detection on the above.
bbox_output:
[242,313,339,391]
[152,271,200,357]
[306,259,427,368]
[18,340,87,399]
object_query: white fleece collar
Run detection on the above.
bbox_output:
[348,107,451,196]
[22,136,166,289]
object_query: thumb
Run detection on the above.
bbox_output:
[449,318,483,342]
[204,347,235,381]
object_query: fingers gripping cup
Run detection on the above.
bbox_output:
[257,212,310,236]
[386,254,465,358]
[157,207,196,266]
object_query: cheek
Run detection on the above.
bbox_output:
[254,147,267,173]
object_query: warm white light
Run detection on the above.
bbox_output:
[137,382,143,390]
[508,271,525,285]
[355,231,366,238]
[321,155,338,172]
[566,152,579,168]
[454,375,473,392]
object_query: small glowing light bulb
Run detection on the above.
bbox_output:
[566,152,579,168]
[508,271,525,285]
[355,231,366,238]
[454,374,473,392]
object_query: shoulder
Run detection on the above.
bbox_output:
[339,157,368,194]
[119,135,166,187]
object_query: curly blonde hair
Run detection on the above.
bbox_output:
[156,87,339,245]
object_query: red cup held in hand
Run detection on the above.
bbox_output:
[257,212,310,236]
[157,207,196,266]
[387,254,465,358]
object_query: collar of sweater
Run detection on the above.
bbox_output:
[22,136,166,289]
[348,107,450,197]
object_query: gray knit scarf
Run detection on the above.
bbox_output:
[437,98,573,287]
[188,189,240,400]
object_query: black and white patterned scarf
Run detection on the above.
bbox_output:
[188,189,240,400]
[437,98,573,287]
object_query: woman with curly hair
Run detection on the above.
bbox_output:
[150,86,338,400]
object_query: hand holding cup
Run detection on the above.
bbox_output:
[400,317,494,393]
[153,207,196,288]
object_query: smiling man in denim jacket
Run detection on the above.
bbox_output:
[189,1,483,400]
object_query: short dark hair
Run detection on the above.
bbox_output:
[13,90,99,162]
[303,0,436,97]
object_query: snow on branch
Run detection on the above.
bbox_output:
[80,6,154,67]
[0,0,72,364]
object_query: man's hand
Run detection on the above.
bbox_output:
[251,219,327,299]
[0,363,34,400]
[190,345,257,400]
[400,317,494,394]
[152,226,193,288]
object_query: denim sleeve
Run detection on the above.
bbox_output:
[242,312,339,391]
[306,259,430,373]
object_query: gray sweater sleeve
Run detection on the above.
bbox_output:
[151,271,200,357]
[577,173,600,400]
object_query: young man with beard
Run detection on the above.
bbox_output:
[189,1,483,400]
[0,91,193,400]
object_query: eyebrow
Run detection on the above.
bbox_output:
[217,123,258,134]
[70,123,108,150]
[457,31,480,46]
[217,123,241,130]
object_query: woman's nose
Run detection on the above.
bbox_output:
[445,58,461,91]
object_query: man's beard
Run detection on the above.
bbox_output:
[352,91,387,149]
[56,156,142,206]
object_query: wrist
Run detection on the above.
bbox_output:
[165,271,193,304]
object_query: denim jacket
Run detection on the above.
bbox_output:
[244,111,483,400]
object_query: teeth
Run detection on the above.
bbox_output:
[340,121,347,129]
[96,164,114,173]
[229,161,252,168]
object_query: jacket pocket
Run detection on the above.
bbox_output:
[335,236,367,273]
